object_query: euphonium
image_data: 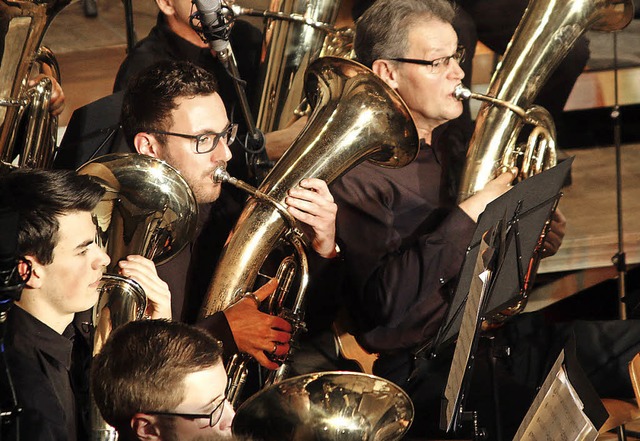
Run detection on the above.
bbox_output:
[455,0,633,319]
[77,153,198,441]
[457,0,633,202]
[199,56,419,404]
[0,0,68,172]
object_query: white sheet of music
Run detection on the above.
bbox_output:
[514,351,598,441]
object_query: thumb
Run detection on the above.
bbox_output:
[253,278,279,303]
[496,166,517,184]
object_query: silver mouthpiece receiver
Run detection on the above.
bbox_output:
[453,84,472,101]
[212,167,231,184]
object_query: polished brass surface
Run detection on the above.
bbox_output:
[233,371,414,441]
[77,153,198,441]
[0,0,69,170]
[200,56,418,403]
[247,0,346,132]
[457,0,634,202]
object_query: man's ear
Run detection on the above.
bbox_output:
[22,255,43,289]
[134,133,160,158]
[372,59,399,90]
[131,414,162,441]
[155,0,175,16]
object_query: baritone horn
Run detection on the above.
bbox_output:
[200,56,419,404]
[457,0,634,202]
[77,153,198,441]
[1,0,69,171]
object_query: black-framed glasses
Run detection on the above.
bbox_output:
[389,45,466,74]
[144,398,226,427]
[148,122,238,154]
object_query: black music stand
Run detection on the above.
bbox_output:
[434,158,574,436]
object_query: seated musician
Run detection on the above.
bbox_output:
[0,169,169,441]
[330,0,639,438]
[91,319,237,441]
[120,60,342,371]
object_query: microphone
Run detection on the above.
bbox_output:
[192,0,231,54]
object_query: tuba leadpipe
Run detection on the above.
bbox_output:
[457,0,634,203]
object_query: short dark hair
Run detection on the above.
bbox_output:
[91,320,224,437]
[121,60,220,147]
[354,0,456,68]
[0,168,105,264]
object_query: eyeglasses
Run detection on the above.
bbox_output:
[144,398,226,428]
[147,122,238,154]
[389,45,466,74]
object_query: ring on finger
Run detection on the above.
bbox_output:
[272,343,278,355]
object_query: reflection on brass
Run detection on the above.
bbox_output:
[233,371,414,441]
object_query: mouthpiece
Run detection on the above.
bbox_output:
[212,167,231,184]
[453,84,472,101]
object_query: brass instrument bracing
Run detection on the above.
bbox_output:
[199,56,419,403]
[77,153,198,441]
[0,0,68,171]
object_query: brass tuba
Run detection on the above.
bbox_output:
[455,0,634,319]
[456,0,634,202]
[0,0,68,171]
[77,153,198,441]
[199,56,419,403]
[238,0,352,133]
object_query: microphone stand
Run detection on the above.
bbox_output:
[610,31,627,320]
[217,47,271,182]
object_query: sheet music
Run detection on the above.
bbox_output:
[514,350,598,441]
[443,239,491,431]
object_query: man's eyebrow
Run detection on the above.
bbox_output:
[74,239,94,251]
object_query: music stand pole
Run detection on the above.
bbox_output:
[611,31,627,320]
[122,0,136,53]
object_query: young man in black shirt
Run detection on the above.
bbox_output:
[0,169,170,440]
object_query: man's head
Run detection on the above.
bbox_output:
[155,0,207,48]
[0,169,109,331]
[355,0,464,142]
[121,60,233,204]
[91,319,234,441]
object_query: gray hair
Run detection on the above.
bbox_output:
[354,0,457,68]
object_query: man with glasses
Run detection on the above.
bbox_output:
[91,319,237,440]
[328,0,572,437]
[121,60,341,371]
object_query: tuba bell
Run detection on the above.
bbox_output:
[77,153,198,441]
[233,371,414,441]
[199,56,419,404]
[0,0,68,172]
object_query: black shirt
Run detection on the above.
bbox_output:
[0,305,90,441]
[331,139,476,354]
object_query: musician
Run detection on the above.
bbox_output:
[91,320,236,441]
[0,169,171,441]
[335,0,640,438]
[120,60,341,370]
[113,0,302,166]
